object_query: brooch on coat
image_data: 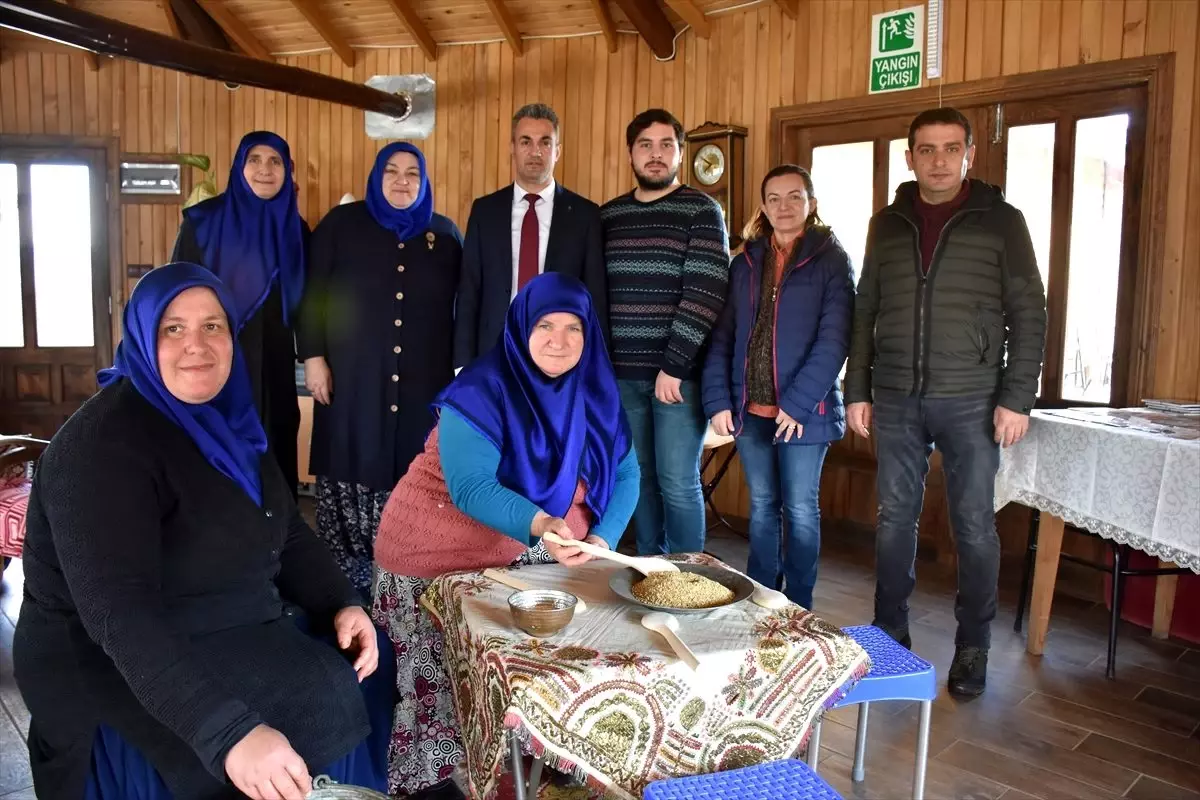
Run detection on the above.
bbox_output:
[426,231,436,250]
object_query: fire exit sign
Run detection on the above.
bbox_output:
[870,5,925,94]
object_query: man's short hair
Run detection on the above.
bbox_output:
[625,109,685,151]
[908,107,973,151]
[511,103,560,139]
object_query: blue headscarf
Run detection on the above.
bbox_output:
[435,273,631,520]
[182,131,305,327]
[98,263,268,505]
[364,142,434,240]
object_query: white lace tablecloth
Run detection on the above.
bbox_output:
[996,408,1200,572]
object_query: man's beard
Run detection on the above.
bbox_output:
[634,162,678,191]
[519,161,550,185]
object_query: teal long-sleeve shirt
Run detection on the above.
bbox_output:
[438,407,639,549]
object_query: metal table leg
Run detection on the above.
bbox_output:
[527,754,544,795]
[510,732,528,800]
[913,700,932,800]
[852,702,870,782]
[807,715,822,769]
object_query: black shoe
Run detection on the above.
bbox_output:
[871,620,912,650]
[948,645,988,697]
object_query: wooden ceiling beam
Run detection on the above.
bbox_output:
[663,0,709,39]
[169,0,236,51]
[289,0,354,67]
[60,0,98,69]
[482,0,523,56]
[771,0,798,19]
[589,0,618,54]
[381,0,437,62]
[159,0,183,39]
[610,0,674,59]
[192,0,273,60]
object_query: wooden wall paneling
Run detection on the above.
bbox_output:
[1001,0,1023,76]
[497,43,513,190]
[1019,0,1042,74]
[981,0,1004,78]
[1079,0,1104,64]
[1101,0,1126,62]
[1039,1,1063,72]
[1122,0,1148,59]
[805,0,823,105]
[963,0,984,81]
[1181,33,1200,403]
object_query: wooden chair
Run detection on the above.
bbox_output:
[0,435,50,580]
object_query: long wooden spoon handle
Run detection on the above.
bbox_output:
[660,628,700,670]
[541,532,677,574]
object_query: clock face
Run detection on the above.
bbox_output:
[693,143,725,186]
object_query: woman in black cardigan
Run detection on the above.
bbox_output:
[173,131,307,497]
[13,263,388,800]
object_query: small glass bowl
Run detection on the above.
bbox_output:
[507,589,578,637]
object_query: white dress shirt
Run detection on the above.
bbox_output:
[510,179,556,299]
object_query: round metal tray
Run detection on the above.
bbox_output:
[307,775,390,799]
[608,564,754,615]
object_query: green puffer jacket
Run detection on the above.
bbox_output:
[845,179,1046,414]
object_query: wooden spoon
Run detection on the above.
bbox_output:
[540,532,679,577]
[640,612,699,670]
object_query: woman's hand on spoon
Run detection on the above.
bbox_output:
[531,512,591,566]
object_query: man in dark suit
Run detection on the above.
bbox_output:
[453,103,608,368]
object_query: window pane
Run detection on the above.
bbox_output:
[31,163,94,347]
[1062,114,1128,404]
[810,141,874,279]
[0,163,22,347]
[1004,123,1054,294]
[887,138,911,202]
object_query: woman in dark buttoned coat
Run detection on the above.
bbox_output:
[172,130,307,497]
[297,142,462,593]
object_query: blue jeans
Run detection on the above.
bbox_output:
[872,392,1001,648]
[736,414,829,609]
[619,379,708,555]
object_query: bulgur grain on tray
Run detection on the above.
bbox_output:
[631,571,735,609]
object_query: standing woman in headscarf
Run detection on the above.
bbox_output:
[297,142,462,593]
[172,130,307,496]
[371,272,639,798]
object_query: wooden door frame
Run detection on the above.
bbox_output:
[769,55,1175,403]
[0,134,123,364]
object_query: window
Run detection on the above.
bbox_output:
[810,141,874,276]
[31,164,95,348]
[0,163,21,347]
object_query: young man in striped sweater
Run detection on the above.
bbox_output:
[602,108,731,556]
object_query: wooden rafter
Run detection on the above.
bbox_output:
[482,0,523,56]
[663,0,709,39]
[289,0,355,67]
[771,0,798,19]
[193,0,273,60]
[589,0,618,54]
[611,0,674,59]
[60,0,99,69]
[159,0,183,39]
[382,0,437,62]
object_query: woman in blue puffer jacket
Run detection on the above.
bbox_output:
[702,164,854,609]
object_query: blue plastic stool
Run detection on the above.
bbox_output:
[644,759,842,800]
[806,625,937,800]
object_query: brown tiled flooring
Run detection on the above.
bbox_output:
[2,524,1198,799]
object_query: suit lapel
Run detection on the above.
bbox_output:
[545,184,569,273]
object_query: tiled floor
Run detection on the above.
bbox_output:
[3,524,1199,799]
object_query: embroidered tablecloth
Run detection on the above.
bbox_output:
[996,408,1200,572]
[421,553,870,800]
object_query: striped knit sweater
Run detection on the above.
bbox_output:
[601,185,731,381]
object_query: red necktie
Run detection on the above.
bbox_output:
[518,193,540,291]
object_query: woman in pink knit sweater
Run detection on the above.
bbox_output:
[370,273,640,798]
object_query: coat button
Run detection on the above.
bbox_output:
[398,243,405,249]
[393,345,401,354]
[396,291,405,300]
[390,404,398,412]
[265,510,274,518]
[391,374,399,382]
[394,319,402,327]
[396,265,405,273]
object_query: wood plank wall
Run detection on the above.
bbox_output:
[1,0,1197,579]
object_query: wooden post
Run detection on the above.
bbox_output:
[1151,566,1178,640]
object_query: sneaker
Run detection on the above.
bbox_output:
[871,620,912,650]
[948,645,988,697]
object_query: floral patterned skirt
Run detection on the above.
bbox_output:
[371,544,555,796]
[316,477,392,592]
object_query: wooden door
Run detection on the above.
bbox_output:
[0,145,112,438]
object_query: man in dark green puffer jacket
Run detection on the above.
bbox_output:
[845,107,1046,698]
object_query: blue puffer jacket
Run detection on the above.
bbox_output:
[702,226,855,444]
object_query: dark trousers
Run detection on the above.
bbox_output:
[872,391,1001,648]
